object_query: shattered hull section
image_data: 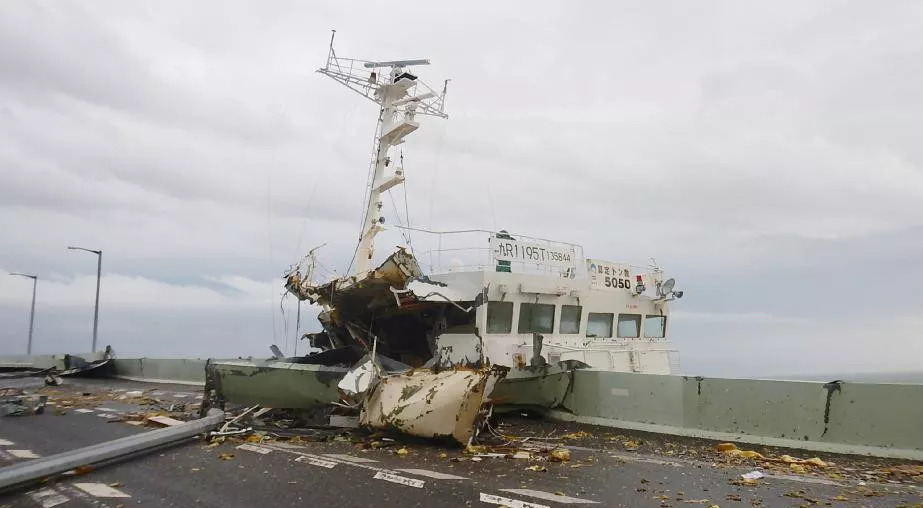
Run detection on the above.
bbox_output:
[205,360,345,409]
[361,368,507,444]
[490,360,588,411]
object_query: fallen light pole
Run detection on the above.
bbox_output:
[0,409,225,493]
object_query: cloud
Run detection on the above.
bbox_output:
[1,0,921,375]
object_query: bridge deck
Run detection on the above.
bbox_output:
[1,378,920,507]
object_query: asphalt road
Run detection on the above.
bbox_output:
[1,379,920,507]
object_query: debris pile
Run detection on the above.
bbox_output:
[0,389,47,416]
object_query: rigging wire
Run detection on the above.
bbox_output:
[266,159,277,347]
[401,151,415,259]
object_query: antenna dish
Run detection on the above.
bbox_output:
[661,278,675,295]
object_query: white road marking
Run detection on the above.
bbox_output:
[480,493,550,508]
[27,487,69,507]
[500,489,599,504]
[172,393,190,398]
[74,408,95,413]
[323,453,378,463]
[8,449,40,459]
[269,441,306,450]
[396,468,468,480]
[0,438,13,446]
[95,407,120,412]
[373,471,425,488]
[295,456,337,468]
[97,413,119,419]
[195,394,204,400]
[73,482,131,498]
[236,443,272,454]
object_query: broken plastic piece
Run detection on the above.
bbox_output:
[741,471,764,481]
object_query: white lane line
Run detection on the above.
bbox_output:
[97,413,119,419]
[500,489,599,504]
[270,441,306,450]
[236,443,272,455]
[172,393,190,398]
[0,438,13,446]
[95,407,120,412]
[295,456,337,468]
[8,449,40,459]
[27,487,70,507]
[323,453,378,463]
[73,482,131,498]
[373,471,425,488]
[480,493,549,508]
[74,408,95,414]
[195,394,204,400]
[396,468,468,480]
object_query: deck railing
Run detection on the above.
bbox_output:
[395,226,586,277]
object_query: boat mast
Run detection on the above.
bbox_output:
[317,31,448,275]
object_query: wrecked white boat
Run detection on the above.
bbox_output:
[205,34,684,443]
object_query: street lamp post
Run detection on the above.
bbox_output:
[67,246,102,353]
[9,272,38,355]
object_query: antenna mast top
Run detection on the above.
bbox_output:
[318,31,449,275]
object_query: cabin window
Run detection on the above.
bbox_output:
[442,306,477,334]
[560,305,582,334]
[518,303,555,334]
[586,312,613,338]
[644,315,666,338]
[486,301,513,333]
[617,313,642,338]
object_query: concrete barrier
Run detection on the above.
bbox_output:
[0,351,109,371]
[552,369,923,461]
[109,358,209,386]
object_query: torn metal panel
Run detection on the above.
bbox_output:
[490,360,588,410]
[361,367,508,444]
[204,360,345,410]
[286,247,422,305]
[404,277,484,304]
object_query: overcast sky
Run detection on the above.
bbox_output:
[1,1,921,377]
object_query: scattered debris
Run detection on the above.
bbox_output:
[549,448,571,462]
[526,465,547,472]
[1,394,47,416]
[147,416,185,427]
[741,471,764,481]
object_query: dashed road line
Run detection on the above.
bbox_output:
[73,482,132,498]
[295,456,337,468]
[0,438,14,446]
[74,408,95,414]
[322,453,378,463]
[27,487,69,507]
[480,493,550,508]
[373,471,425,488]
[8,449,40,459]
[236,443,272,454]
[396,468,468,480]
[500,489,599,504]
[95,407,120,412]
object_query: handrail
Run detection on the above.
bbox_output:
[393,225,585,250]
